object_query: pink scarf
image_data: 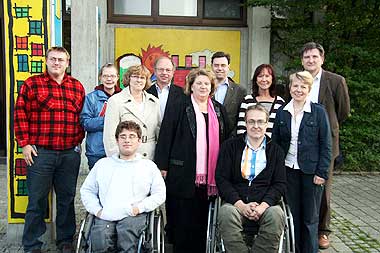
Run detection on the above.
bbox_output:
[191,95,220,196]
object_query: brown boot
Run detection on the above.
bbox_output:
[319,234,330,249]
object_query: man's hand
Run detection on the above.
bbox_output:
[131,206,140,216]
[96,209,103,218]
[313,175,325,186]
[22,145,38,166]
[234,200,255,219]
[160,170,167,179]
[249,202,269,221]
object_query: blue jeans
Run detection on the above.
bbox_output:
[286,167,323,253]
[86,155,105,170]
[22,146,81,252]
[90,214,148,253]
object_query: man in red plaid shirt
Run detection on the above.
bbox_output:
[14,47,85,253]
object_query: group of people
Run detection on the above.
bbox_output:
[14,42,350,253]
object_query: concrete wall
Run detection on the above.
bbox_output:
[247,6,271,91]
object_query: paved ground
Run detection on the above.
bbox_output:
[1,164,379,252]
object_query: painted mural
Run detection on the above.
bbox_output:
[115,28,241,87]
[3,0,59,223]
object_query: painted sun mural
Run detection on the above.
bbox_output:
[115,28,241,87]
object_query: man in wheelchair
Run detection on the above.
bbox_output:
[80,120,166,252]
[216,104,287,253]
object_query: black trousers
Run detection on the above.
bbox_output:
[166,187,209,253]
[286,167,324,253]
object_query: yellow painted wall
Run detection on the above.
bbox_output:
[4,0,51,223]
[115,28,241,82]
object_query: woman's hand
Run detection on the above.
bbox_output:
[313,175,325,185]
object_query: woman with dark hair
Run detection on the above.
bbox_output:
[155,68,230,252]
[237,64,285,137]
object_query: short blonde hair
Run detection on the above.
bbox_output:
[122,65,151,90]
[46,46,70,60]
[289,71,313,91]
[184,68,216,96]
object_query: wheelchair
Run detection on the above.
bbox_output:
[206,198,295,253]
[76,208,165,253]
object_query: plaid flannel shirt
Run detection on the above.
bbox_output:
[14,72,85,150]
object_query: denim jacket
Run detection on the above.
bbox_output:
[272,102,332,179]
[80,89,109,158]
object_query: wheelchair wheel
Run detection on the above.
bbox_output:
[206,197,225,253]
[151,209,165,253]
[278,201,295,253]
[76,213,94,253]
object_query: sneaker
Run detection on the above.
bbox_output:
[319,234,330,249]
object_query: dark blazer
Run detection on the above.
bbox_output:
[216,79,246,132]
[154,96,230,198]
[146,82,184,120]
[318,70,350,158]
[215,134,286,206]
[272,103,332,179]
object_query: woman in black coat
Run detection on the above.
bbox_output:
[154,68,230,253]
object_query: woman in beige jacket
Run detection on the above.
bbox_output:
[103,65,160,160]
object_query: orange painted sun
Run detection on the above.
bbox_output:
[140,44,170,73]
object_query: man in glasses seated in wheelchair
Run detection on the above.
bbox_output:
[216,104,286,253]
[80,120,166,252]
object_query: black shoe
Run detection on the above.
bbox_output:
[60,243,73,253]
[25,249,42,253]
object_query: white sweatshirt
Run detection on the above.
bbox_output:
[80,153,166,221]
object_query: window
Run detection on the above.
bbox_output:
[15,158,27,176]
[108,0,246,27]
[17,54,29,72]
[15,36,28,50]
[31,43,44,56]
[31,61,43,73]
[29,20,43,35]
[16,179,28,196]
[14,6,30,18]
[16,80,24,93]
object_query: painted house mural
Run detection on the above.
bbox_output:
[115,28,241,88]
[4,0,61,223]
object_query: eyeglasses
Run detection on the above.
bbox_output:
[48,57,67,64]
[155,68,173,73]
[130,75,146,80]
[246,119,268,127]
[102,74,118,79]
[118,134,139,140]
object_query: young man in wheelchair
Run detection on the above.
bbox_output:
[80,120,166,252]
[216,104,287,253]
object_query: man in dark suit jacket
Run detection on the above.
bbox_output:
[300,42,350,249]
[146,56,184,124]
[211,52,246,132]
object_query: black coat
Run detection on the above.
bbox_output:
[146,82,184,121]
[154,95,230,198]
[215,134,286,206]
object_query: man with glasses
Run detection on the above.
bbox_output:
[81,120,166,252]
[216,104,286,253]
[14,47,85,253]
[146,56,184,121]
[211,51,246,132]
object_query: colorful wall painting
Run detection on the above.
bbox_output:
[4,0,54,223]
[115,28,241,87]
